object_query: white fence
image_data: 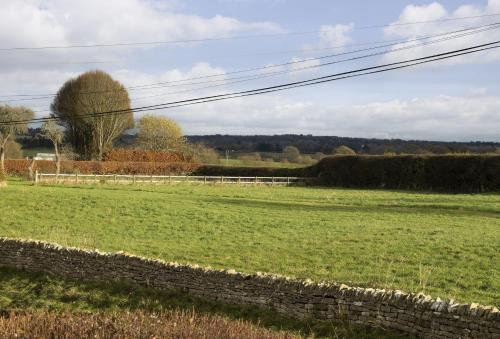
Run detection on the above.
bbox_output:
[35,173,307,186]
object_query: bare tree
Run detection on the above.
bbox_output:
[0,105,34,174]
[51,70,134,160]
[40,119,65,175]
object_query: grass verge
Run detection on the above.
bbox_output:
[0,267,409,338]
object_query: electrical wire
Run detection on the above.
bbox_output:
[1,12,499,51]
[1,40,498,126]
[2,21,499,102]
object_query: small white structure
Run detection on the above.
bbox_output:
[34,153,56,161]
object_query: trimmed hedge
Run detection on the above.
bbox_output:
[193,165,309,177]
[102,148,191,163]
[5,160,200,176]
[311,155,500,192]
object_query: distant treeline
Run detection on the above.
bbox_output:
[19,130,500,155]
[186,134,500,155]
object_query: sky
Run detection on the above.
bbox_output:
[1,0,500,141]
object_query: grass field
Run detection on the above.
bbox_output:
[220,158,306,168]
[21,147,53,158]
[1,179,499,307]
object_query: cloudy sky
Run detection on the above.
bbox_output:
[1,0,500,141]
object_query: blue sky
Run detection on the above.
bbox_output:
[1,0,499,141]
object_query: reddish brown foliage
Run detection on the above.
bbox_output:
[0,311,296,339]
[5,160,200,176]
[103,148,192,163]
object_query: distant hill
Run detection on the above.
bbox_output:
[186,134,500,155]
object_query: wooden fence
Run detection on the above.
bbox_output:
[35,172,307,186]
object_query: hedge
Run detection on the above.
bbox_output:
[192,165,310,178]
[5,160,200,176]
[102,149,191,163]
[311,155,500,192]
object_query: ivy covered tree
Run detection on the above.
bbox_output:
[0,105,34,176]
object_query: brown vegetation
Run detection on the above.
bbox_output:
[102,148,191,163]
[5,159,199,176]
[0,311,296,339]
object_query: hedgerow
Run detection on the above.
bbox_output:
[102,148,191,163]
[312,155,500,192]
[5,160,199,176]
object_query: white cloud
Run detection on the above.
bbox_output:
[289,57,321,73]
[382,1,500,65]
[2,64,499,141]
[0,0,282,71]
[317,24,354,49]
[149,89,500,141]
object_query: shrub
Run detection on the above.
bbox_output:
[282,146,301,163]
[312,155,500,192]
[238,153,262,165]
[332,145,356,155]
[4,140,23,159]
[188,143,221,164]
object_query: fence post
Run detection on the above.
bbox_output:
[94,174,97,184]
[151,175,154,183]
[75,173,79,184]
[287,177,290,185]
[133,175,136,184]
[272,176,275,185]
[35,170,39,184]
[221,176,224,184]
[169,175,171,184]
[238,176,240,185]
[114,174,117,184]
[204,176,207,184]
[255,176,258,185]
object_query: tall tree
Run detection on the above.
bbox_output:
[136,115,185,152]
[0,105,34,173]
[283,146,301,163]
[51,70,134,160]
[40,119,65,175]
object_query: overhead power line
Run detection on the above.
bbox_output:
[1,40,499,126]
[2,22,499,102]
[0,12,499,52]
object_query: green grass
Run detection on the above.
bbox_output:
[0,267,408,338]
[220,158,306,168]
[21,147,53,158]
[1,179,499,307]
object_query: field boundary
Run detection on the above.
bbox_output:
[35,172,307,186]
[0,238,498,338]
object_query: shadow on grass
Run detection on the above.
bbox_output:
[27,181,500,217]
[0,267,410,339]
[207,196,500,218]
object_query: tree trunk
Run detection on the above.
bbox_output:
[54,142,61,176]
[0,145,5,175]
[28,159,36,181]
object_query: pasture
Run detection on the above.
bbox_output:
[1,179,499,307]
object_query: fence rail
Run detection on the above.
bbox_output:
[35,172,307,186]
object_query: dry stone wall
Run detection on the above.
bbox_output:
[0,238,498,338]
